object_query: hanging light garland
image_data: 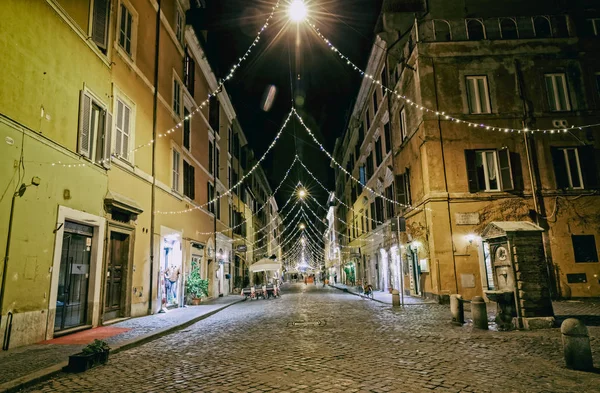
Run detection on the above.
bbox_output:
[306,21,600,135]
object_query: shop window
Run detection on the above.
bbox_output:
[465,149,515,192]
[572,235,598,263]
[533,16,552,38]
[545,73,571,111]
[466,19,486,41]
[500,18,518,39]
[466,76,491,114]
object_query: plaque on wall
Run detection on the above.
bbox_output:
[460,273,476,288]
[456,213,480,225]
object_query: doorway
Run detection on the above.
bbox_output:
[104,232,130,321]
[54,221,92,332]
[408,247,421,296]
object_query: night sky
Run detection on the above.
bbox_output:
[200,0,382,210]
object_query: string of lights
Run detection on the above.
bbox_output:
[296,158,387,226]
[307,21,600,135]
[156,110,293,215]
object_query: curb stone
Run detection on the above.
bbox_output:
[0,299,244,393]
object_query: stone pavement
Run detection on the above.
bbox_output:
[330,283,438,305]
[0,295,241,392]
[19,284,600,393]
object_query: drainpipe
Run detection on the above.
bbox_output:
[148,0,161,315]
[515,60,557,299]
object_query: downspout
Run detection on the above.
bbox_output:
[430,58,459,296]
[515,60,557,299]
[148,0,161,314]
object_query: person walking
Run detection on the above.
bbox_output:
[304,276,307,285]
[334,273,337,284]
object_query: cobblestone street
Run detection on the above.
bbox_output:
[23,284,600,393]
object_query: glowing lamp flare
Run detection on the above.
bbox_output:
[288,0,307,22]
[298,189,307,198]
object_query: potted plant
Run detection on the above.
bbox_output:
[65,339,110,373]
[186,260,209,305]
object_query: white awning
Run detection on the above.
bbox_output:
[249,258,280,273]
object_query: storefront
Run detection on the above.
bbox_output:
[159,227,183,310]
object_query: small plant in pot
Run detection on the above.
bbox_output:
[186,260,209,305]
[65,339,110,373]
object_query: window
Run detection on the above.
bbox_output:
[173,78,181,117]
[216,192,221,220]
[183,108,191,150]
[233,133,240,158]
[358,122,365,144]
[400,108,407,141]
[118,3,134,56]
[183,160,195,199]
[175,7,184,44]
[78,90,111,167]
[207,182,215,214]
[375,138,383,167]
[384,122,391,153]
[385,185,394,218]
[550,146,600,189]
[172,149,180,191]
[375,198,384,223]
[91,0,110,51]
[572,235,598,263]
[208,140,214,174]
[373,91,379,116]
[366,152,374,180]
[433,19,451,41]
[209,96,219,133]
[215,148,220,179]
[466,19,486,40]
[587,18,600,36]
[366,108,371,131]
[381,66,388,91]
[228,128,232,154]
[465,149,516,192]
[596,73,600,97]
[370,202,376,229]
[359,166,366,186]
[466,76,491,114]
[184,50,195,96]
[354,143,360,161]
[500,18,518,39]
[545,74,571,111]
[395,169,412,209]
[533,16,552,38]
[114,98,132,160]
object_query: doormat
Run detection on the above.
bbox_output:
[41,327,131,345]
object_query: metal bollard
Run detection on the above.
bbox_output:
[450,294,464,325]
[561,318,594,371]
[392,289,400,307]
[471,296,488,330]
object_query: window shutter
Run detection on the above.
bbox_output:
[465,150,479,193]
[92,0,110,50]
[498,148,514,191]
[551,147,569,189]
[395,174,406,207]
[115,100,123,156]
[510,152,524,191]
[78,91,92,157]
[102,110,112,169]
[123,105,130,158]
[190,165,196,200]
[579,145,599,189]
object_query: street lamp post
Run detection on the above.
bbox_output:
[1,176,40,350]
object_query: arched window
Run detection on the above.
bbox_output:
[533,16,552,38]
[500,18,519,39]
[467,19,486,40]
[433,20,452,41]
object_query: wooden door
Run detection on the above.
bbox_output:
[104,232,130,321]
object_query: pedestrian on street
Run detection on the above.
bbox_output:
[304,276,307,285]
[334,274,337,284]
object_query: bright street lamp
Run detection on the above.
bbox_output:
[298,189,307,199]
[288,0,308,22]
